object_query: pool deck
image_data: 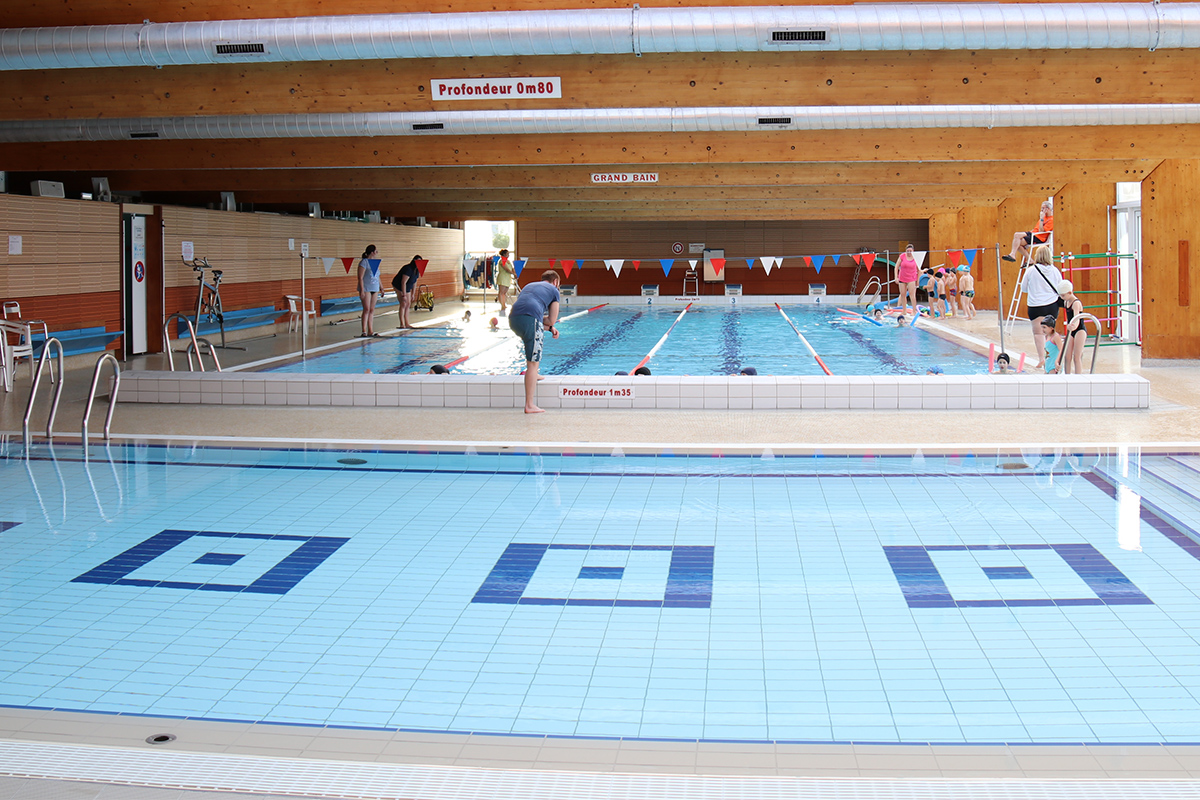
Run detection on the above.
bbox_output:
[4,298,1200,798]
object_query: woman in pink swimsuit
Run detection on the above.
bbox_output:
[896,244,920,313]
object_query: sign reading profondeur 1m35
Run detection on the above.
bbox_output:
[432,77,561,100]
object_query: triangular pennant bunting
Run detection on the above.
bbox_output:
[514,258,526,277]
[946,250,962,268]
[812,255,827,274]
[913,251,928,269]
[963,249,977,267]
[341,257,355,273]
[548,258,557,269]
[851,253,863,266]
[322,257,334,275]
[367,258,381,277]
[862,252,876,272]
[688,260,698,272]
[575,259,584,270]
[415,258,428,277]
[561,259,575,278]
[605,259,624,278]
[711,258,726,276]
[745,258,756,269]
[660,259,674,277]
[762,257,776,276]
[632,260,641,271]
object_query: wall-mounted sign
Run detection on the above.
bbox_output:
[689,243,706,254]
[301,243,309,257]
[8,235,21,255]
[181,240,194,260]
[432,77,561,101]
[671,242,684,255]
[591,173,658,184]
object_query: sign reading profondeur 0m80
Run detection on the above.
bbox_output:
[432,77,561,100]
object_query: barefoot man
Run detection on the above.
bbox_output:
[508,270,561,414]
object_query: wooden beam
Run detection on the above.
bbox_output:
[2,127,1194,171]
[81,160,1155,192]
[9,49,1200,119]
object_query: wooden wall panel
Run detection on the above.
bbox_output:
[1142,160,1200,358]
[927,208,999,309]
[0,194,121,298]
[161,207,464,318]
[516,219,928,296]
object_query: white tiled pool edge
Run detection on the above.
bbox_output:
[117,372,1150,410]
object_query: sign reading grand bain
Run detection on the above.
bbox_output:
[432,77,561,100]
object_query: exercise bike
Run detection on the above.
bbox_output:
[185,257,244,350]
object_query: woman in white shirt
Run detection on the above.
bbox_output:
[1020,245,1064,367]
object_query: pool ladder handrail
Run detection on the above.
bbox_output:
[82,352,120,447]
[22,337,66,448]
[857,276,882,306]
[1074,312,1104,375]
[163,312,222,372]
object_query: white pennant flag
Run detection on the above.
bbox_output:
[689,259,698,270]
[762,257,779,276]
[605,259,624,277]
[913,251,928,269]
[322,257,335,275]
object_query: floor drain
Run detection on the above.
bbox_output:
[999,462,1030,470]
[337,458,368,465]
[145,734,176,745]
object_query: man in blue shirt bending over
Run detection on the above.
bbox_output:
[508,270,561,413]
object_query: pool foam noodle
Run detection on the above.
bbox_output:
[988,342,996,373]
[1017,352,1026,373]
[775,303,833,376]
[632,302,692,372]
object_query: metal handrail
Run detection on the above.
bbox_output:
[186,337,222,372]
[82,352,120,447]
[857,276,882,305]
[1073,312,1105,374]
[22,337,65,447]
[163,312,200,372]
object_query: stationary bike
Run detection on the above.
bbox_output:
[185,257,243,350]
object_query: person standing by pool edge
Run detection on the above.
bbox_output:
[357,245,380,337]
[896,244,920,314]
[496,249,515,315]
[1021,245,1064,366]
[392,255,421,330]
[509,270,561,414]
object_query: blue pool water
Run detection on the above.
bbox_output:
[4,443,1200,743]
[266,306,987,376]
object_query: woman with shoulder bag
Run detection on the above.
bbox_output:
[1019,245,1064,367]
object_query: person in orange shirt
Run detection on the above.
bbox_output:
[1003,200,1054,263]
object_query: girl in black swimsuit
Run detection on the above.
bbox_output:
[1057,279,1087,374]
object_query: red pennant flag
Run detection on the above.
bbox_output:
[632,260,640,271]
[863,252,876,272]
[561,259,575,278]
[341,257,355,273]
[946,250,962,268]
[803,256,813,269]
[415,258,428,277]
[711,258,726,276]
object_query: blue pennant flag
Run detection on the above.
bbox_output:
[812,255,827,274]
[660,259,674,277]
[367,258,381,276]
[745,258,756,270]
[964,249,978,267]
[513,258,526,277]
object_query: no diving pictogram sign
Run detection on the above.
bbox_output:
[134,261,145,282]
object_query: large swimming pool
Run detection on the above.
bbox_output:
[265,305,988,376]
[4,441,1200,744]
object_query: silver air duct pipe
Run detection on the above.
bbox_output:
[3,4,1200,72]
[2,103,1198,143]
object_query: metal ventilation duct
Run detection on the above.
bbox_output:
[3,4,1200,71]
[2,104,1197,142]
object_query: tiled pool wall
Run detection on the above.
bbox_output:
[118,371,1150,410]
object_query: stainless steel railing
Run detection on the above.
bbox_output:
[82,352,120,448]
[22,337,65,448]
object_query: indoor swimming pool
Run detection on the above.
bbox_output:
[264,305,987,377]
[4,442,1200,745]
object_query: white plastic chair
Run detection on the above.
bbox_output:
[285,295,316,333]
[0,319,36,391]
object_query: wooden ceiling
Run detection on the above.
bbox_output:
[1,2,1187,221]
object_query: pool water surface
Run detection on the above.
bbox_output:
[4,443,1200,744]
[266,305,987,376]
